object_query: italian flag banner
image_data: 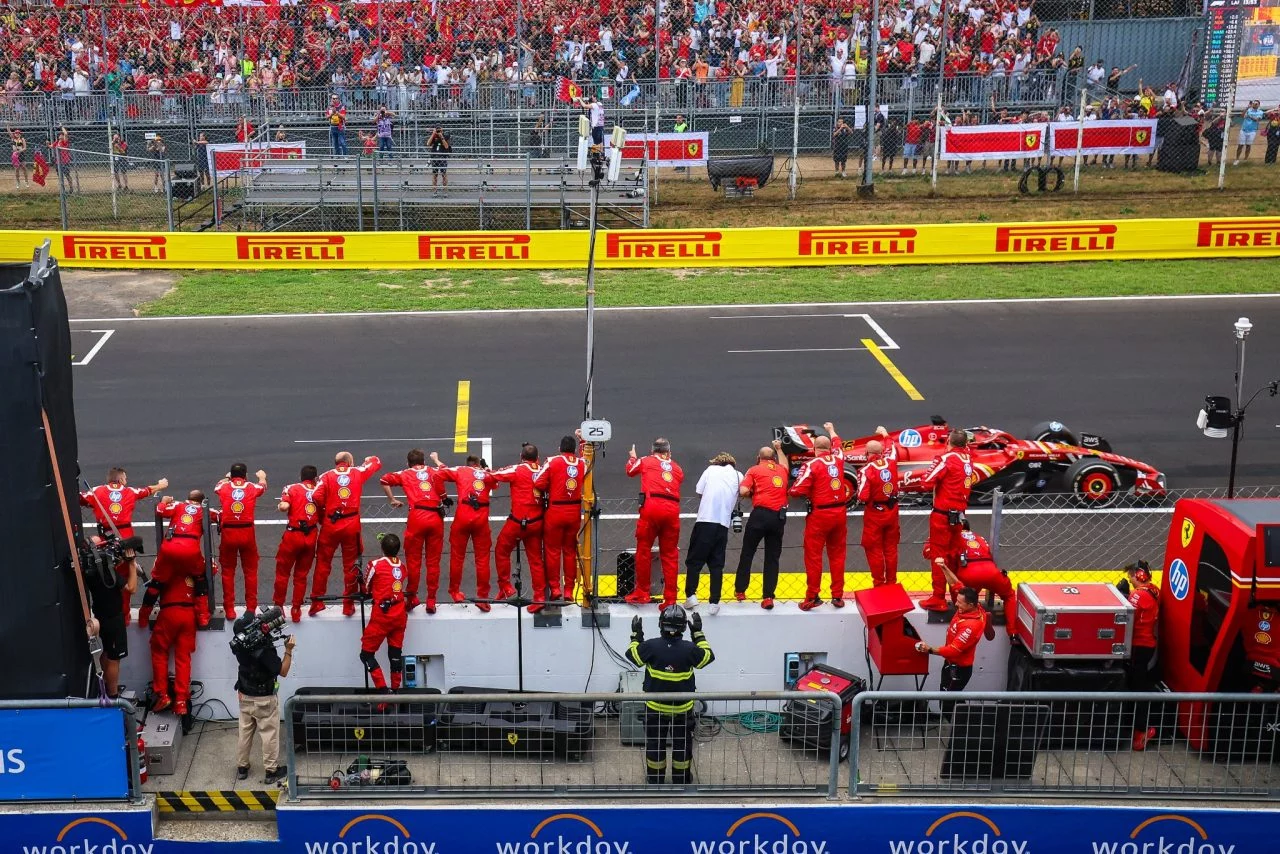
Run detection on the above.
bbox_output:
[1048,119,1159,156]
[939,123,1047,161]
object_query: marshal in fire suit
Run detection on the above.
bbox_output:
[359,534,409,691]
[627,605,715,784]
[625,438,684,607]
[139,493,211,716]
[1242,603,1280,693]
[380,450,448,614]
[310,453,382,617]
[493,445,543,607]
[788,422,849,611]
[274,466,320,624]
[915,431,975,611]
[214,464,268,619]
[434,453,497,609]
[857,427,900,587]
[533,433,586,607]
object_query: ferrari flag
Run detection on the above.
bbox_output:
[1048,119,1158,156]
[556,77,584,104]
[618,132,710,167]
[31,152,49,187]
[939,123,1048,161]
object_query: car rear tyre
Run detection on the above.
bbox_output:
[1029,420,1079,445]
[1065,458,1123,508]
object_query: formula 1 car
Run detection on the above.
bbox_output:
[774,417,1167,508]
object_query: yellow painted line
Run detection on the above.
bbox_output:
[862,339,924,401]
[453,380,471,453]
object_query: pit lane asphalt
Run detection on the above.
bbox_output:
[69,295,1280,496]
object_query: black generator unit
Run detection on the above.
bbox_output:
[437,686,594,761]
[779,664,866,761]
[1007,643,1128,750]
[940,702,1049,781]
[291,686,441,753]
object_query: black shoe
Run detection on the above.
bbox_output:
[236,766,249,781]
[263,767,286,785]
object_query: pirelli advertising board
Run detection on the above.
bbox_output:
[2,217,1278,270]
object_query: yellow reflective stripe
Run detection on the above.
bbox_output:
[672,760,692,769]
[646,666,693,682]
[645,759,667,769]
[627,641,643,667]
[647,700,695,713]
[696,649,712,668]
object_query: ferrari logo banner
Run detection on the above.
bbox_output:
[3,217,1280,271]
[939,123,1048,161]
[618,133,710,167]
[1048,120,1160,157]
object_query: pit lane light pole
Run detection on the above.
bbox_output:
[1197,317,1279,498]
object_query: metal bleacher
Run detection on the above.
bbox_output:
[240,152,649,232]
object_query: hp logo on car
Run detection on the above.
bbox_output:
[1167,558,1191,601]
[899,429,922,448]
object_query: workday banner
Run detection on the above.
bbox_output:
[275,805,1280,854]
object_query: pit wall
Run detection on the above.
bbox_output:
[6,803,1279,854]
[2,217,1280,270]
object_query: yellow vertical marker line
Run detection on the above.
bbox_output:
[861,339,925,401]
[453,380,471,453]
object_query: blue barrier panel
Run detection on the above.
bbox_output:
[0,707,129,801]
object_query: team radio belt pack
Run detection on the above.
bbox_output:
[1015,582,1135,660]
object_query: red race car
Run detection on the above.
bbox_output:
[774,417,1167,508]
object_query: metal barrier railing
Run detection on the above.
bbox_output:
[0,698,143,805]
[282,690,842,800]
[852,690,1280,800]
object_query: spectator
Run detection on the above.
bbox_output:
[1265,109,1280,165]
[194,132,210,190]
[111,132,129,192]
[428,126,451,195]
[1236,100,1265,165]
[880,116,904,173]
[9,129,29,190]
[327,94,348,156]
[147,134,166,194]
[832,117,853,178]
[529,115,549,160]
[375,107,395,155]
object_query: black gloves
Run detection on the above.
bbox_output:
[631,615,643,640]
[1116,578,1131,597]
[689,612,703,634]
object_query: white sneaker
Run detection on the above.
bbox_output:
[708,603,720,616]
[685,595,698,609]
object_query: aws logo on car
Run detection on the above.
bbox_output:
[24,817,152,854]
[690,812,831,854]
[888,811,1032,854]
[1091,814,1238,854]
[495,813,629,854]
[303,814,436,854]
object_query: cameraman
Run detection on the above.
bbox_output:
[428,126,451,194]
[85,537,140,699]
[231,610,294,784]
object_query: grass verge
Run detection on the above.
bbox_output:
[143,258,1280,316]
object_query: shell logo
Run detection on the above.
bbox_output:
[109,502,123,514]
[566,478,578,491]
[305,503,317,515]
[337,487,352,500]
[771,476,784,488]
[231,501,245,513]
[180,514,194,525]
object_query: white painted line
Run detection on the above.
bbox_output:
[67,292,1280,323]
[294,437,455,444]
[858,314,899,350]
[73,329,115,366]
[729,347,867,354]
[710,313,851,320]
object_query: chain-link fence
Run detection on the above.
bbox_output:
[3,2,1271,231]
[283,690,842,798]
[853,690,1280,799]
[91,483,1280,614]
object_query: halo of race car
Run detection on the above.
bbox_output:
[776,416,1167,508]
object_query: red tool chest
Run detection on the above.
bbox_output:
[1015,582,1134,660]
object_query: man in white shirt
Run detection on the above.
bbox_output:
[684,453,743,615]
[589,96,605,144]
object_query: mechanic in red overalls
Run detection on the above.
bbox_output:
[214,463,268,619]
[857,426,900,587]
[380,450,448,614]
[1242,603,1280,694]
[80,467,169,624]
[359,533,409,692]
[493,444,543,605]
[273,465,319,623]
[1121,560,1160,749]
[917,430,974,611]
[310,452,382,617]
[139,491,211,715]
[534,432,585,610]
[948,525,1017,640]
[433,452,498,610]
[626,438,685,607]
[789,422,849,612]
[917,586,991,697]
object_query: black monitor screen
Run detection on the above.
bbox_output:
[1266,527,1280,569]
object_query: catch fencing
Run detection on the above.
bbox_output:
[852,690,1280,799]
[87,484,1280,612]
[282,690,843,799]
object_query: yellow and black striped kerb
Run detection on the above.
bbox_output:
[155,790,280,813]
